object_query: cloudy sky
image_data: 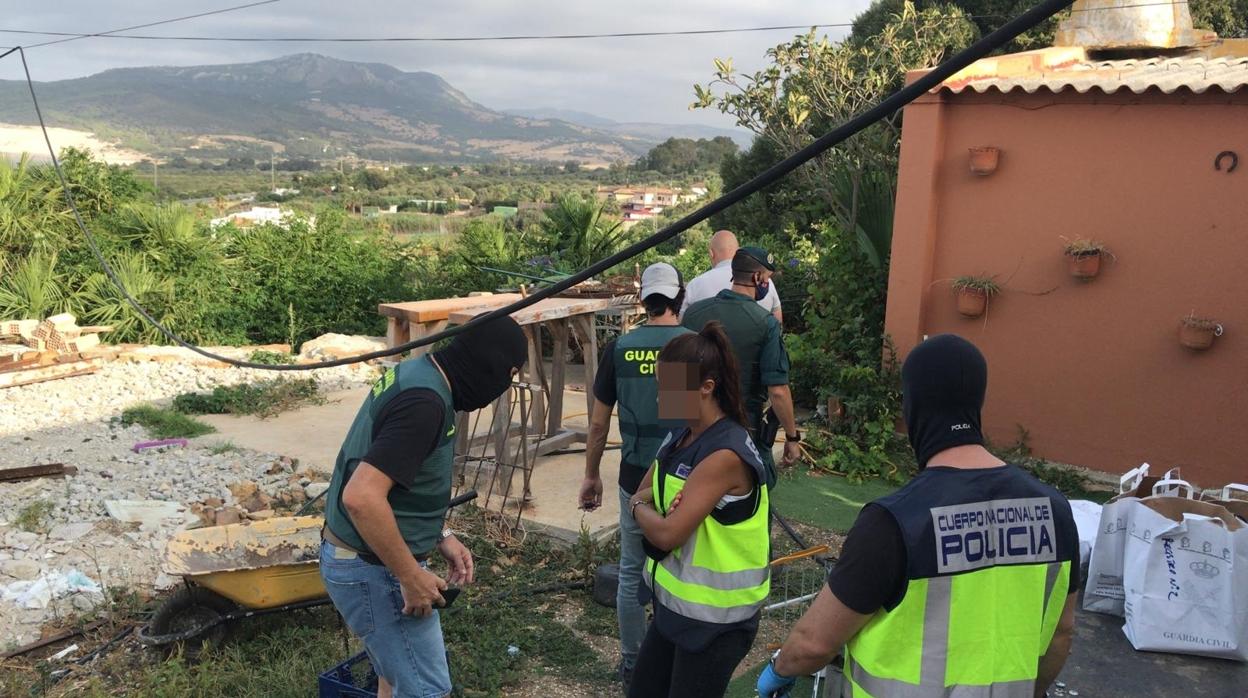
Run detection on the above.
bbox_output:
[1,0,873,128]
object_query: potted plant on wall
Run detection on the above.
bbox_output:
[1178,313,1223,350]
[969,146,1000,175]
[1062,237,1109,280]
[952,276,1000,318]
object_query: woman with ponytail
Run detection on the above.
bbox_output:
[625,321,772,698]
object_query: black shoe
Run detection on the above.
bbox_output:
[614,660,634,686]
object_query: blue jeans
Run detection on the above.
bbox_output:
[618,486,648,670]
[319,540,452,698]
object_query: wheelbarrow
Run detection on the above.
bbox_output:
[137,490,478,650]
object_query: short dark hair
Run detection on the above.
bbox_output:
[731,254,767,284]
[642,290,684,318]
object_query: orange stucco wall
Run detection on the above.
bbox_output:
[885,87,1248,486]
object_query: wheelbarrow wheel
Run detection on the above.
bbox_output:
[149,586,240,658]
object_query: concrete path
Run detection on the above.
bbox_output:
[193,382,625,540]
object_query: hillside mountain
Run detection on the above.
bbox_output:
[0,54,658,164]
[505,107,752,148]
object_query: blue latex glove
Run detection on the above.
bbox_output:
[756,663,797,697]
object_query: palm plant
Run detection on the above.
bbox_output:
[0,252,67,320]
[0,154,72,256]
[76,251,177,343]
[540,196,636,272]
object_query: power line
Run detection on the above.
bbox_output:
[13,0,279,50]
[0,1,1196,45]
[6,22,858,44]
[4,0,1077,371]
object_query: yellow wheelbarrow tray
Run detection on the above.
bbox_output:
[163,515,326,608]
[137,515,330,649]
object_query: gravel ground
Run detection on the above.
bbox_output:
[0,355,377,649]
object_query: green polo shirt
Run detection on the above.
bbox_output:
[681,289,790,424]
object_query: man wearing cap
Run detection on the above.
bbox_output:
[682,246,800,483]
[682,229,783,324]
[579,262,693,686]
[321,316,529,698]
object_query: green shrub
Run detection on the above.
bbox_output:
[173,378,322,419]
[120,404,216,439]
[247,349,295,365]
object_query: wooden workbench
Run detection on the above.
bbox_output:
[378,294,522,356]
[449,297,615,443]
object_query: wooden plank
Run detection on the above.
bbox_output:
[409,319,446,357]
[378,294,521,323]
[546,319,569,436]
[0,361,99,389]
[573,315,600,420]
[448,297,614,326]
[523,326,545,435]
[0,463,78,483]
[385,317,410,350]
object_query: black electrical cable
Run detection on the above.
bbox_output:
[10,0,1075,372]
[4,22,855,43]
[0,1,1190,45]
[15,0,280,50]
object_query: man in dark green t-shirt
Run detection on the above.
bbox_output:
[321,316,528,698]
[579,262,692,685]
[681,247,801,479]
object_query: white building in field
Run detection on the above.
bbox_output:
[210,206,289,228]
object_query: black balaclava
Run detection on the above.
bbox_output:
[432,316,528,412]
[901,334,988,468]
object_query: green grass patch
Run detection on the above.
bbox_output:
[207,441,243,456]
[6,509,619,697]
[247,349,296,365]
[726,659,824,698]
[15,499,55,533]
[771,466,898,533]
[120,404,216,439]
[173,378,323,419]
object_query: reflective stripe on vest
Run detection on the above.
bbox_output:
[844,560,1069,697]
[642,471,770,624]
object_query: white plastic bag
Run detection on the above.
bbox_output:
[1083,464,1152,615]
[1121,495,1248,661]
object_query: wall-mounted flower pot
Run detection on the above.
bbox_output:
[1179,316,1223,350]
[1066,250,1102,280]
[969,147,1000,176]
[955,287,988,317]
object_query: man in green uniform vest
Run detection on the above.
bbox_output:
[681,246,801,480]
[757,335,1079,698]
[579,262,693,686]
[320,317,528,698]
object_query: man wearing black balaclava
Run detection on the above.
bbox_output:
[321,316,527,698]
[756,335,1081,698]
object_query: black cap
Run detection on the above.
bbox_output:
[732,246,776,272]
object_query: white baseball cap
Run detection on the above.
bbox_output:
[641,262,682,300]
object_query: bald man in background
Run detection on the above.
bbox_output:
[682,230,783,324]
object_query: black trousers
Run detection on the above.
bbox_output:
[626,622,757,698]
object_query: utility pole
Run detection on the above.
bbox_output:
[270,152,276,192]
[153,161,158,191]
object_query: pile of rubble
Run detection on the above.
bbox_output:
[0,314,113,388]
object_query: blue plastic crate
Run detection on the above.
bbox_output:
[318,652,378,698]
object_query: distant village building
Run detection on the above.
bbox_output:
[597,185,708,228]
[210,206,289,228]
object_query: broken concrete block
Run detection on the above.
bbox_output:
[214,507,243,525]
[1,319,39,337]
[66,334,99,353]
[0,559,41,581]
[247,509,275,521]
[304,482,330,500]
[46,312,76,330]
